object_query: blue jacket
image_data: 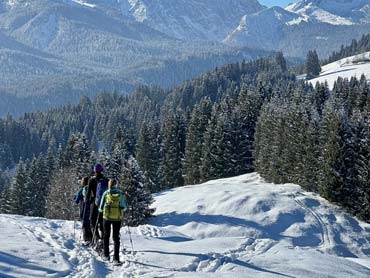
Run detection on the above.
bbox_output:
[98,187,127,213]
[73,186,87,204]
[73,186,90,225]
[73,188,84,205]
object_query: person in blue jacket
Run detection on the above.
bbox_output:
[73,177,92,243]
[98,179,127,263]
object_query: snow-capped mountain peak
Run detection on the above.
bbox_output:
[85,0,266,41]
[286,0,370,25]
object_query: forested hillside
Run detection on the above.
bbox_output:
[325,33,370,65]
[0,51,369,224]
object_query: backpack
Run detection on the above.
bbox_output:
[103,192,122,221]
[95,177,109,206]
[82,186,88,201]
[73,188,84,204]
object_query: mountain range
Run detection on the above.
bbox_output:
[0,0,369,116]
[226,0,370,57]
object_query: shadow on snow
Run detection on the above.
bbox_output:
[0,251,70,278]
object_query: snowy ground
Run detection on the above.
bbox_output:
[1,173,370,277]
[309,52,370,89]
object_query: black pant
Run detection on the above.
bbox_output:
[103,220,121,260]
[82,201,92,242]
[90,204,103,242]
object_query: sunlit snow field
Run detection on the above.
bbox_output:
[1,173,370,277]
[309,52,370,89]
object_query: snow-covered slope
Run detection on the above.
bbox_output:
[1,173,370,277]
[309,52,370,88]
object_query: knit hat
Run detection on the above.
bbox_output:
[93,163,104,173]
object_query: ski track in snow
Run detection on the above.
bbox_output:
[292,192,331,250]
[1,173,370,277]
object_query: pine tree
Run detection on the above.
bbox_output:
[0,143,13,170]
[120,157,154,226]
[161,112,186,189]
[234,89,263,174]
[46,168,79,220]
[275,51,287,72]
[254,98,289,183]
[359,75,370,112]
[200,99,237,180]
[318,101,347,203]
[0,183,12,214]
[46,146,55,174]
[213,98,236,178]
[26,156,49,217]
[345,112,370,219]
[23,159,33,216]
[299,111,321,191]
[184,99,212,184]
[314,82,330,117]
[306,50,321,79]
[74,133,92,179]
[55,144,64,169]
[136,122,161,192]
[254,102,274,178]
[0,168,10,194]
[9,161,27,215]
[106,127,128,179]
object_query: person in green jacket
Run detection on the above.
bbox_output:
[98,179,127,264]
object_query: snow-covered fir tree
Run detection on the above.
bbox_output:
[9,161,27,215]
[306,50,321,79]
[318,101,348,203]
[184,98,212,185]
[136,122,161,192]
[120,156,154,226]
[161,112,186,189]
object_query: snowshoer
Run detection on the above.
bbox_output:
[73,177,93,243]
[86,163,108,250]
[98,179,127,264]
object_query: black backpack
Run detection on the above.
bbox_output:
[95,177,108,206]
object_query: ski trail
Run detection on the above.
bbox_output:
[193,238,279,273]
[131,225,279,276]
[1,215,111,278]
[292,192,332,250]
[0,215,72,277]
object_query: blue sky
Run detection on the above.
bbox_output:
[259,0,297,7]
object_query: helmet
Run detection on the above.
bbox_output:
[93,163,104,173]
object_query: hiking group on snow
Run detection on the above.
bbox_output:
[73,163,127,266]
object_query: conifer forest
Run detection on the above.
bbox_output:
[0,45,370,224]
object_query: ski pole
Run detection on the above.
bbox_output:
[92,211,101,245]
[80,200,88,241]
[127,224,134,254]
[73,218,76,241]
[126,210,134,253]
